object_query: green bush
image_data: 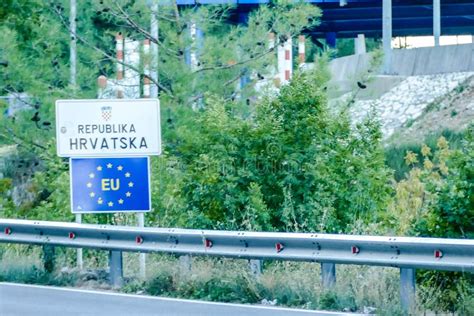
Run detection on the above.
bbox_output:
[146,273,175,296]
[387,127,474,312]
[384,128,467,181]
[151,67,393,233]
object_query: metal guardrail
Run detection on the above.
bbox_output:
[0,219,473,272]
[0,218,473,313]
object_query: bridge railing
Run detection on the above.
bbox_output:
[1,218,473,312]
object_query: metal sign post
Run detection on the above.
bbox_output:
[75,214,83,269]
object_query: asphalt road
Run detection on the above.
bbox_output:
[0,283,358,316]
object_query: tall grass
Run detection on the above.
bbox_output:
[0,245,77,286]
[121,255,448,315]
[1,246,471,314]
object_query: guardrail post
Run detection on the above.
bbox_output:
[137,212,146,279]
[321,263,336,289]
[75,213,83,270]
[109,250,123,288]
[249,259,263,278]
[42,245,55,273]
[400,268,416,314]
[179,255,192,274]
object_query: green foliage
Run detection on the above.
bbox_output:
[1,60,392,234]
[0,0,324,226]
[119,257,451,313]
[385,129,468,181]
[335,38,382,58]
[0,178,12,193]
[419,135,473,239]
[417,270,473,314]
[133,258,404,312]
[0,259,78,287]
[387,127,474,312]
[152,67,392,232]
[180,276,260,303]
[1,2,472,313]
[146,273,174,296]
[318,291,338,310]
[0,0,102,219]
[387,129,474,238]
[77,0,321,105]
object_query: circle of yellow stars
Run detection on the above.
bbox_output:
[84,162,134,209]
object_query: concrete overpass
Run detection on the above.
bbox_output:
[330,42,474,81]
[174,1,474,39]
[173,0,474,73]
[326,42,474,99]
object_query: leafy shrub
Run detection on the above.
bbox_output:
[146,273,175,296]
[386,127,474,312]
[318,291,348,311]
[384,128,467,181]
[152,68,393,233]
[387,130,473,238]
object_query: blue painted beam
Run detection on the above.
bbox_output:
[322,4,474,20]
[174,0,377,4]
[325,32,337,47]
[317,16,474,32]
[171,0,474,38]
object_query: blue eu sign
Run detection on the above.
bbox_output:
[70,157,150,213]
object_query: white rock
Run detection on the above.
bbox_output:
[345,72,474,137]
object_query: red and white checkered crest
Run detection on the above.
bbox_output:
[101,106,112,121]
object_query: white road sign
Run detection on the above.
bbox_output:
[56,99,161,157]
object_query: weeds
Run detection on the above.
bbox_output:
[384,128,466,180]
[0,255,76,287]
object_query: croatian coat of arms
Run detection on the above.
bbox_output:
[101,106,112,121]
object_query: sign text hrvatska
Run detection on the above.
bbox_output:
[56,99,161,157]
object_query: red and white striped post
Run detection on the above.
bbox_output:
[268,32,275,50]
[97,75,107,98]
[269,32,281,87]
[143,39,151,98]
[277,37,293,84]
[298,35,305,65]
[284,37,293,82]
[116,33,124,98]
[277,36,293,85]
[277,40,284,87]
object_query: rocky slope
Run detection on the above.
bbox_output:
[335,72,474,143]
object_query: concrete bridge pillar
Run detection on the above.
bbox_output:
[355,34,366,55]
[383,0,392,74]
[434,0,441,46]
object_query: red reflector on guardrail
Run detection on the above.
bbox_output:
[204,239,213,248]
[68,232,76,239]
[136,236,144,244]
[351,246,360,254]
[434,250,443,259]
[275,242,284,253]
[4,227,12,235]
